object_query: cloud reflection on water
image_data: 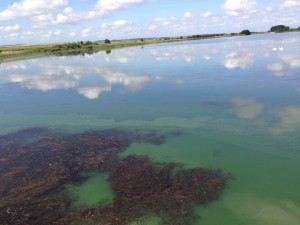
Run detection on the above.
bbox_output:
[0,61,150,99]
[273,106,300,134]
[231,97,264,120]
[222,51,255,69]
[0,33,299,134]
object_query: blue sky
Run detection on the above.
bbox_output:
[0,0,299,45]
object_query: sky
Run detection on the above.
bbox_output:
[0,0,299,45]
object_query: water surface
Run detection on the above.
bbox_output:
[0,32,300,224]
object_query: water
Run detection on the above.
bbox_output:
[65,173,114,208]
[0,32,300,224]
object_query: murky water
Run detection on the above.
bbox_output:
[0,32,300,224]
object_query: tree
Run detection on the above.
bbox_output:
[270,25,290,32]
[240,29,251,35]
[104,39,111,44]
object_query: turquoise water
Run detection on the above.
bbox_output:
[65,173,114,208]
[0,32,300,224]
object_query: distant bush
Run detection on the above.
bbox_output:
[270,25,290,32]
[240,29,251,35]
[104,39,111,44]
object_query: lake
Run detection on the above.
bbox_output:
[0,32,300,225]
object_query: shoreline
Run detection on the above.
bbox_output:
[0,31,294,63]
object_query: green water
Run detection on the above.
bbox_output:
[121,129,300,224]
[1,32,300,224]
[65,173,114,208]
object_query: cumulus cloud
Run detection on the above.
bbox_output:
[54,30,62,36]
[21,31,35,39]
[183,12,193,18]
[231,97,264,119]
[280,0,300,8]
[102,20,133,29]
[0,24,20,32]
[203,11,212,17]
[1,0,144,29]
[222,0,257,16]
[68,31,76,37]
[0,0,67,21]
[91,0,144,18]
[81,27,92,37]
[148,25,157,30]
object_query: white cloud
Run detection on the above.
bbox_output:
[31,14,55,27]
[41,31,52,39]
[231,97,264,119]
[265,7,273,12]
[0,0,145,29]
[183,12,192,18]
[54,30,62,36]
[203,11,212,17]
[90,0,144,19]
[222,0,257,16]
[68,31,76,37]
[0,0,67,21]
[81,27,92,37]
[10,32,19,39]
[21,31,35,39]
[0,24,20,32]
[102,20,133,29]
[56,13,68,23]
[63,7,73,14]
[154,17,166,21]
[148,25,157,30]
[281,0,300,8]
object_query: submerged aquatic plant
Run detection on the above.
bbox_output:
[0,128,228,225]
